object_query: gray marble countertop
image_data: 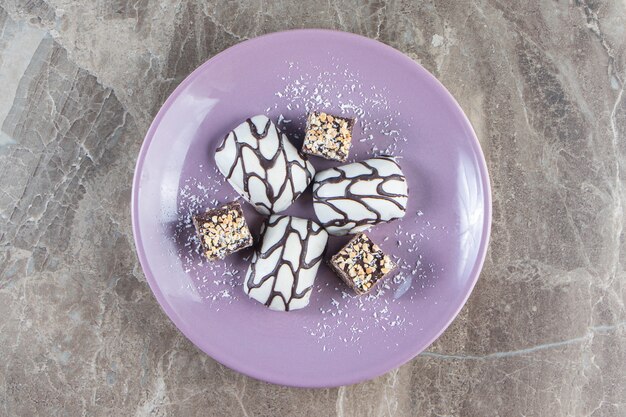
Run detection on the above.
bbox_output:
[1,1,625,416]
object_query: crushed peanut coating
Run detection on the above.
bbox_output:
[330,233,396,295]
[302,112,355,162]
[192,202,253,261]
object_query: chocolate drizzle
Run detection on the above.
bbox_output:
[312,156,409,236]
[215,115,316,215]
[244,215,328,311]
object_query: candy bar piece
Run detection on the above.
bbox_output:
[330,233,396,295]
[302,112,355,162]
[215,115,316,215]
[312,156,409,236]
[192,202,253,261]
[244,215,328,311]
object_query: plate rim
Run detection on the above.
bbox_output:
[131,28,492,388]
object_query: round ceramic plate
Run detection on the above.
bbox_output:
[132,30,491,387]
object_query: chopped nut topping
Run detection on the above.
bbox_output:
[302,112,355,162]
[330,233,396,295]
[192,202,253,261]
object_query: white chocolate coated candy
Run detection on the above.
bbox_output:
[244,215,328,311]
[215,115,315,214]
[312,156,409,236]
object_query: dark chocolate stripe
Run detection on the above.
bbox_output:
[246,117,272,139]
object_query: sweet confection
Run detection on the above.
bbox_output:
[215,115,316,215]
[302,111,355,162]
[312,156,409,236]
[329,233,396,295]
[244,215,328,311]
[192,201,253,261]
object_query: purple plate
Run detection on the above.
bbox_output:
[132,29,491,387]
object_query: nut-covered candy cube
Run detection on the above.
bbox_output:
[302,112,355,162]
[192,201,253,261]
[329,233,396,295]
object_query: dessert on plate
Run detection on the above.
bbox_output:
[204,115,410,309]
[244,215,328,311]
[329,233,396,295]
[312,156,409,236]
[302,111,355,162]
[215,115,315,215]
[192,201,253,261]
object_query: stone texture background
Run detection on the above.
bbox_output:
[1,1,625,416]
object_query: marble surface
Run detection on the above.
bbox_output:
[0,0,625,415]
